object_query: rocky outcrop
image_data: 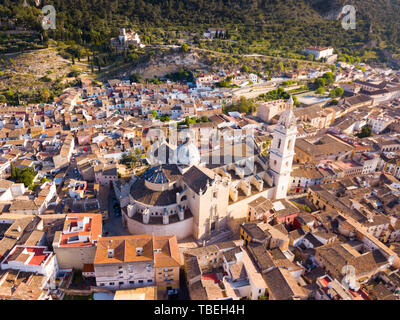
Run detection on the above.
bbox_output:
[307,0,344,20]
[133,51,209,79]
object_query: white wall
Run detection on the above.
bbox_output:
[124,212,193,240]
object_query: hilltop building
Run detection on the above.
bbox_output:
[303,46,337,63]
[111,28,145,52]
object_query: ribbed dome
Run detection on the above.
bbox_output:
[143,166,169,184]
[171,141,201,166]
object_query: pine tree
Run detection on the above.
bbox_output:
[10,163,16,180]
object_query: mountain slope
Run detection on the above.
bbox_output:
[0,0,399,64]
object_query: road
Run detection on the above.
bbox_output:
[168,268,190,300]
[231,83,278,100]
[102,187,130,237]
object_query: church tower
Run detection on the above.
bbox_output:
[268,107,297,199]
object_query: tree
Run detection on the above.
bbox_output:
[329,87,344,98]
[11,167,36,188]
[306,54,314,61]
[120,152,130,165]
[5,90,14,99]
[130,72,144,83]
[322,72,335,86]
[217,76,233,88]
[0,95,5,103]
[314,78,326,89]
[10,163,16,179]
[292,96,300,107]
[356,125,372,138]
[181,43,189,52]
[159,115,170,122]
[241,65,250,73]
[259,87,289,101]
[132,148,142,167]
[150,110,157,118]
[41,89,50,102]
[224,97,256,115]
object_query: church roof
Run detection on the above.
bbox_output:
[143,164,181,184]
[183,165,216,194]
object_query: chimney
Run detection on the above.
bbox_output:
[107,248,114,258]
[107,240,114,258]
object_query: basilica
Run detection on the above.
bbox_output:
[120,108,298,241]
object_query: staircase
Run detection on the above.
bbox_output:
[197,228,233,246]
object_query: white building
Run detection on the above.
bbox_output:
[1,246,58,282]
[303,46,334,60]
[249,73,258,84]
[368,115,394,134]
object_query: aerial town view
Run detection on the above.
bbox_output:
[1,0,400,307]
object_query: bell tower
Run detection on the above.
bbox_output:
[269,106,297,199]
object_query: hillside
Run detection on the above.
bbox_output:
[1,0,400,65]
[0,47,89,104]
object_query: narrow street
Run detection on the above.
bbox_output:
[102,187,130,237]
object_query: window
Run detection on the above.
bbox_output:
[138,280,143,284]
[278,139,281,149]
[148,279,153,283]
[109,282,115,286]
[129,281,134,284]
[100,283,105,287]
[119,281,124,285]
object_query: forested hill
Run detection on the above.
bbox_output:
[1,0,400,61]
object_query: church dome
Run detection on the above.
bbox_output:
[141,164,181,192]
[143,166,169,184]
[171,141,201,166]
